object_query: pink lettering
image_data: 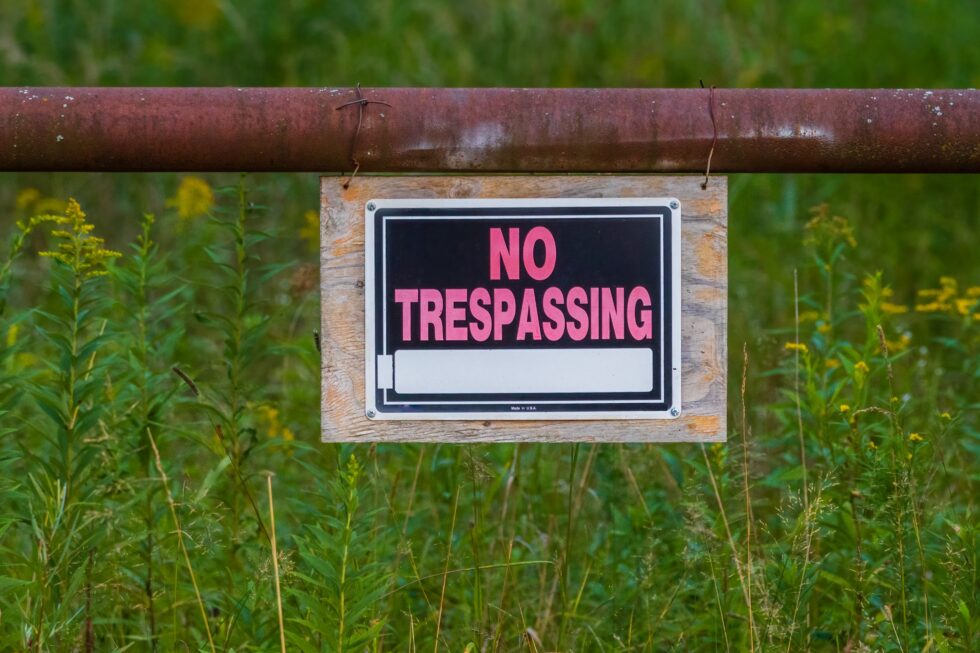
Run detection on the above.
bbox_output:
[589,287,600,340]
[566,287,588,341]
[542,287,565,340]
[493,288,516,340]
[522,226,557,281]
[394,289,419,341]
[627,286,653,340]
[600,287,625,340]
[469,287,492,342]
[444,289,468,341]
[516,288,542,340]
[489,227,520,280]
[419,289,444,341]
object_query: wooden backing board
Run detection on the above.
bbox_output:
[321,175,727,442]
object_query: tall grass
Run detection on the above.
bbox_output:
[0,180,976,651]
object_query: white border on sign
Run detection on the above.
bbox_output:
[364,197,683,421]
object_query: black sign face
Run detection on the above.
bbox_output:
[365,199,681,420]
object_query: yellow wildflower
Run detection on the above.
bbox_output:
[171,0,221,28]
[940,412,952,421]
[255,403,295,444]
[34,197,67,215]
[886,333,911,353]
[299,209,319,251]
[784,342,808,353]
[955,298,976,316]
[15,188,41,211]
[840,404,850,413]
[854,361,870,374]
[168,176,214,220]
[5,324,19,347]
[913,278,979,317]
[868,441,877,451]
[255,405,281,437]
[817,323,831,334]
[39,199,121,278]
[804,204,857,249]
[798,310,820,323]
[881,302,908,315]
[825,358,840,369]
[908,433,923,442]
[890,396,899,404]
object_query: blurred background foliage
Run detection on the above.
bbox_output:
[0,0,978,651]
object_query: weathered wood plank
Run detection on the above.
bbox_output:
[321,175,727,442]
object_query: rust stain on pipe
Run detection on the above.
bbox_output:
[1,87,978,172]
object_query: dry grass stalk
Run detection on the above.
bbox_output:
[266,473,286,653]
[147,428,216,653]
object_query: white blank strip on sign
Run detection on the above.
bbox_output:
[392,348,654,394]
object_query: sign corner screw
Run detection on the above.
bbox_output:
[670,407,680,417]
[367,202,376,211]
[669,200,680,210]
[366,409,376,418]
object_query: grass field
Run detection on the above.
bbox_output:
[0,1,978,651]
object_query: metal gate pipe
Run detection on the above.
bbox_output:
[1,87,978,173]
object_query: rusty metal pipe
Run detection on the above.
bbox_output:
[1,87,978,173]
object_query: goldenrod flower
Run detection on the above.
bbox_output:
[940,412,952,421]
[255,403,295,445]
[913,278,978,318]
[868,441,877,450]
[5,324,19,347]
[908,432,923,442]
[784,342,808,353]
[817,323,831,334]
[854,361,870,374]
[885,333,911,353]
[172,0,221,28]
[299,209,319,251]
[881,302,908,315]
[39,198,121,278]
[840,404,850,413]
[804,204,857,249]
[825,358,841,369]
[955,298,976,316]
[15,188,41,211]
[798,310,820,323]
[34,197,67,216]
[168,176,214,220]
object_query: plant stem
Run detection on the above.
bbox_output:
[147,428,216,653]
[266,474,286,653]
